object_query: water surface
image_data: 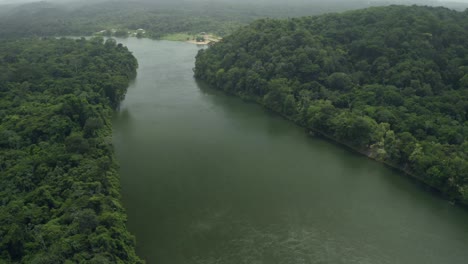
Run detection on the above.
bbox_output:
[112,38,468,264]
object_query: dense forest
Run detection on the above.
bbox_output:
[0,38,143,263]
[0,0,369,39]
[195,5,468,204]
[1,0,467,40]
[0,1,240,39]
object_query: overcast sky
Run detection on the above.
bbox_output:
[1,0,468,4]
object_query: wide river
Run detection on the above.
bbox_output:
[112,38,468,264]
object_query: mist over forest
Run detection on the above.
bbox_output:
[0,0,467,39]
[1,0,468,11]
[1,0,468,263]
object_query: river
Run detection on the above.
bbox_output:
[112,38,468,264]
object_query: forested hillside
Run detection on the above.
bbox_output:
[0,0,413,39]
[0,38,142,263]
[195,5,468,203]
[1,1,467,40]
[0,1,242,39]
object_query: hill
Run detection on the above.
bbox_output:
[0,0,437,39]
[195,5,468,204]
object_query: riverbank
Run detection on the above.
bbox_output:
[159,32,222,45]
[186,34,222,45]
[0,38,142,263]
[230,91,461,205]
[113,39,468,264]
[194,6,468,207]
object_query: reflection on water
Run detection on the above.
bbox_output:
[112,38,468,264]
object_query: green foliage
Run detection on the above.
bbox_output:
[195,5,468,204]
[3,0,454,40]
[0,38,142,263]
[114,30,129,38]
[0,1,250,39]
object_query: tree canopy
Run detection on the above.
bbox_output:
[0,37,142,263]
[195,5,468,204]
[4,0,466,40]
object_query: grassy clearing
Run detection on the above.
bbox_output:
[161,33,194,41]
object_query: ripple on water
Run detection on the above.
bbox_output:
[187,210,394,264]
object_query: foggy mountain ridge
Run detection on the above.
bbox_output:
[1,0,467,15]
[0,0,467,39]
[1,0,468,8]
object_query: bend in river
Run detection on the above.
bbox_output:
[112,38,468,264]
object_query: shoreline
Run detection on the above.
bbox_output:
[230,92,463,207]
[186,40,211,45]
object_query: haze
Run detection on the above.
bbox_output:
[1,0,468,5]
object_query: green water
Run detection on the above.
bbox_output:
[112,38,468,264]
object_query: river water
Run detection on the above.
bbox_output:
[112,38,468,264]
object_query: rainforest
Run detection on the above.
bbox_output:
[0,37,142,263]
[195,5,468,204]
[1,1,468,263]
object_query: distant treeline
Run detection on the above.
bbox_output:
[0,0,411,39]
[0,37,143,263]
[1,1,467,40]
[195,6,468,203]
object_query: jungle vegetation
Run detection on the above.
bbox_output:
[0,37,143,263]
[195,5,468,204]
[3,0,467,40]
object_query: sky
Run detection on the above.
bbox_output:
[1,0,468,4]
